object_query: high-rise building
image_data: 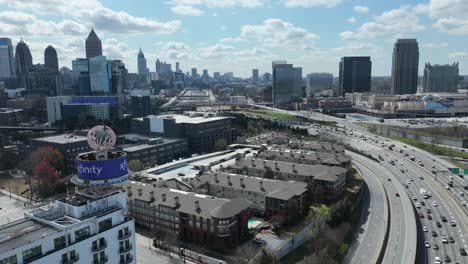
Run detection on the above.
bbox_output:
[272,61,302,107]
[263,72,271,82]
[213,72,220,80]
[15,39,33,88]
[72,58,90,95]
[391,39,419,95]
[89,56,110,94]
[423,62,459,93]
[252,69,259,83]
[191,68,198,78]
[85,28,103,59]
[131,95,150,117]
[44,45,59,71]
[306,73,333,97]
[338,56,371,96]
[176,62,180,72]
[28,64,61,96]
[137,49,147,83]
[202,69,209,81]
[0,38,15,78]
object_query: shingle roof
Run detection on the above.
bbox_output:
[122,181,250,219]
[258,148,350,167]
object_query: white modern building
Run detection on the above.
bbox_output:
[0,186,136,264]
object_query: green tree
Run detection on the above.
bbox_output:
[31,146,64,172]
[213,138,228,151]
[128,160,144,172]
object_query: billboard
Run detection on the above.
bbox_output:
[77,155,128,180]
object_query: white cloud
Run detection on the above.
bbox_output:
[420,42,448,48]
[0,0,182,35]
[353,5,369,14]
[283,0,342,8]
[241,18,319,50]
[332,42,382,57]
[168,0,263,8]
[339,6,425,39]
[199,44,235,59]
[449,52,468,58]
[171,5,204,16]
[220,37,248,43]
[433,17,468,35]
[347,17,356,24]
[418,0,468,19]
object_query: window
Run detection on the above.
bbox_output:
[75,226,90,242]
[98,218,112,232]
[22,245,42,263]
[0,255,17,264]
[54,236,66,250]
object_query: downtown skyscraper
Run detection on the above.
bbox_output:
[272,61,302,108]
[423,62,459,93]
[15,39,33,88]
[85,28,103,59]
[137,49,148,83]
[391,39,419,95]
[338,57,371,96]
[0,38,15,78]
[44,45,59,71]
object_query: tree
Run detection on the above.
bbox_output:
[32,161,60,196]
[213,138,228,152]
[128,160,144,172]
[31,146,64,172]
[255,248,279,264]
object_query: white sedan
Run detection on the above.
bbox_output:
[433,201,438,207]
[423,226,428,232]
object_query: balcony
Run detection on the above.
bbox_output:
[93,256,108,264]
[92,241,107,252]
[120,256,134,264]
[118,231,132,240]
[119,243,133,254]
[61,254,80,264]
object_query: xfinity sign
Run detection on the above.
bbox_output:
[77,156,128,180]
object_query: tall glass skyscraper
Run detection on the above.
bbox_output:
[391,39,419,95]
[338,56,372,96]
[272,61,302,108]
[89,56,110,94]
[0,38,15,78]
[72,58,90,95]
[44,45,59,71]
[85,28,102,59]
[15,39,33,88]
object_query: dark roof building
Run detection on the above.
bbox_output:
[257,148,351,168]
[121,181,251,250]
[338,56,371,96]
[15,39,33,88]
[85,28,103,59]
[391,39,419,95]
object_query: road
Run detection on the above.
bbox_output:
[345,157,388,264]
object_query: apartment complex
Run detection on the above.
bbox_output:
[257,148,351,169]
[0,186,136,264]
[191,171,308,223]
[122,181,251,251]
[230,158,348,202]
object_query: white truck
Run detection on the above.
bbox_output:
[420,188,428,199]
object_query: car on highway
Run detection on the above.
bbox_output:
[428,214,433,220]
[432,231,438,237]
[460,248,467,256]
[421,201,425,206]
[395,192,400,197]
[451,221,456,227]
[441,216,447,222]
[433,201,438,207]
[387,178,391,181]
[434,256,441,264]
[460,192,465,196]
[419,212,424,218]
[462,201,466,207]
[423,226,428,232]
[425,241,430,248]
[436,221,442,228]
[442,237,448,243]
[446,185,451,190]
[449,236,455,243]
[416,203,421,208]
[427,209,432,214]
[412,196,417,201]
[444,255,451,263]
[434,244,439,250]
[404,184,409,188]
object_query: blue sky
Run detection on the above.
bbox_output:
[0,0,467,77]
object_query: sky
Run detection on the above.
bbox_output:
[0,0,467,77]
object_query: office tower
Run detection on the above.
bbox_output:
[131,95,151,117]
[155,59,161,74]
[89,56,110,94]
[252,69,259,83]
[44,45,59,71]
[28,64,60,96]
[72,58,90,95]
[213,72,220,81]
[85,28,103,59]
[391,39,419,95]
[0,38,15,78]
[202,69,208,81]
[263,72,271,82]
[272,61,302,107]
[423,62,459,93]
[338,56,371,96]
[224,72,234,80]
[176,62,180,72]
[137,49,147,83]
[191,68,197,78]
[306,73,333,97]
[15,39,33,88]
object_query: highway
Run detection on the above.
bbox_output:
[346,157,388,264]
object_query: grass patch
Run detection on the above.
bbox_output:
[385,135,468,159]
[240,109,297,121]
[0,172,29,194]
[356,122,369,128]
[442,158,467,169]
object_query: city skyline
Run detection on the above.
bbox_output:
[0,0,467,77]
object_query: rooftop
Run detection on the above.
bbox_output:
[120,138,181,152]
[32,133,87,144]
[258,148,350,167]
[138,114,229,124]
[0,219,57,252]
[122,181,251,219]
